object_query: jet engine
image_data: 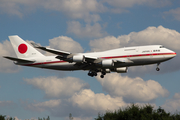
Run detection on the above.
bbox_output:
[112,67,128,73]
[72,55,85,62]
[101,59,114,67]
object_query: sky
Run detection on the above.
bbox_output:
[0,0,180,120]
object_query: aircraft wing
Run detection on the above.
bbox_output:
[31,43,99,63]
[31,43,71,56]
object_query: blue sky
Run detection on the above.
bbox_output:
[0,0,180,120]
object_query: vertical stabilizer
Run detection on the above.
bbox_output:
[9,35,44,58]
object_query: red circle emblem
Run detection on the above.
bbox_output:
[18,44,28,54]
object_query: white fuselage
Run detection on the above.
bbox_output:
[18,45,176,71]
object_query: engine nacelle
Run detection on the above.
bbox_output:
[101,60,114,67]
[72,55,85,62]
[112,67,128,73]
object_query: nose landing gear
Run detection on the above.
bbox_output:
[156,67,160,71]
[156,63,160,71]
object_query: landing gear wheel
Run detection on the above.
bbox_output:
[88,71,97,77]
[88,72,93,77]
[102,71,106,75]
[94,72,97,76]
[156,67,160,71]
[100,75,104,78]
[88,73,91,76]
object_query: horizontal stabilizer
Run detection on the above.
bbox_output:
[3,56,35,63]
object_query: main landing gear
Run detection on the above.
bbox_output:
[100,71,106,78]
[156,63,160,71]
[88,71,97,77]
[88,70,106,78]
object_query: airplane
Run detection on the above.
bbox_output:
[4,35,176,78]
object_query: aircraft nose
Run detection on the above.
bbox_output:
[173,52,176,57]
[169,50,176,58]
[164,48,176,59]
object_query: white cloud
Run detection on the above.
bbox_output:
[24,75,168,118]
[89,36,120,52]
[25,89,127,117]
[0,0,106,22]
[0,0,39,17]
[27,99,61,112]
[24,76,128,117]
[96,73,169,102]
[0,0,171,23]
[0,40,20,73]
[43,0,106,23]
[103,0,171,8]
[164,7,180,21]
[162,93,180,112]
[25,87,159,118]
[70,89,127,111]
[24,76,89,98]
[67,21,107,38]
[49,36,84,53]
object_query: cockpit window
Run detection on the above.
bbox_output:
[160,46,164,48]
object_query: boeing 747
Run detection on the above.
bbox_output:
[4,35,176,78]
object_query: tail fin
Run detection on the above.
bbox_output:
[9,35,44,58]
